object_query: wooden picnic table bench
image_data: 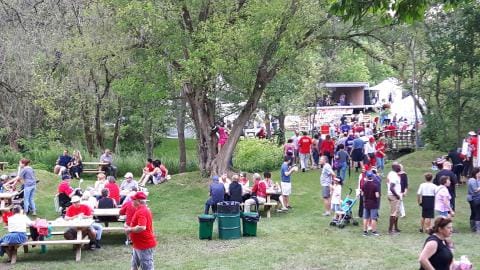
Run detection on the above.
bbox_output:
[0,192,18,212]
[82,162,108,174]
[2,218,94,264]
[0,162,8,171]
[93,208,125,232]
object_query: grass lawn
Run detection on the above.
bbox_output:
[2,149,478,269]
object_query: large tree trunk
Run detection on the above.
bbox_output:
[94,99,105,150]
[278,111,286,146]
[143,112,154,159]
[112,96,123,153]
[264,111,271,139]
[176,94,187,173]
[81,103,95,156]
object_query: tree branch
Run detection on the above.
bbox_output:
[181,4,194,33]
[0,0,27,31]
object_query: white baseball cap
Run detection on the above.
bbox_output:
[70,196,81,203]
[124,172,134,178]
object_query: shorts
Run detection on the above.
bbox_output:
[421,196,435,218]
[422,207,434,219]
[331,204,341,212]
[363,208,379,219]
[352,149,364,162]
[281,182,291,196]
[131,247,155,270]
[436,210,449,218]
[388,195,400,216]
[322,186,330,199]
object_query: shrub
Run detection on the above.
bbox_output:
[233,139,283,173]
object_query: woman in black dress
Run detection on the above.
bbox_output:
[418,217,454,270]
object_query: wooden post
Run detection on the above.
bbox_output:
[75,229,82,262]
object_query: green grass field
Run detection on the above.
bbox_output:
[1,149,478,270]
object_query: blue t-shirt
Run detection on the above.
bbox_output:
[20,167,37,187]
[210,182,225,203]
[352,138,365,149]
[281,163,291,183]
[340,124,351,133]
[58,155,72,167]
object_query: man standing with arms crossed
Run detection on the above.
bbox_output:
[125,192,156,270]
[320,156,336,216]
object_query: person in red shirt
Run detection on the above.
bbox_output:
[104,176,121,204]
[120,198,136,245]
[65,196,103,249]
[298,131,313,172]
[138,159,155,186]
[320,135,335,163]
[375,137,387,175]
[244,173,267,212]
[469,131,478,167]
[57,174,77,213]
[125,192,156,270]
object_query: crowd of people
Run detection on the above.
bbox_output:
[0,152,163,269]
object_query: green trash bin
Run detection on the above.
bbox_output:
[241,212,260,236]
[198,214,215,240]
[217,213,241,240]
[217,201,241,240]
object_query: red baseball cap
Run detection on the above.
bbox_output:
[131,191,148,200]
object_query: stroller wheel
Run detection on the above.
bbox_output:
[352,220,359,226]
[338,224,345,229]
[329,221,336,226]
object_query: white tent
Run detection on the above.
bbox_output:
[369,78,404,104]
[390,95,425,123]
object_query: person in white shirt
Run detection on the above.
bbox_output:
[220,172,232,200]
[330,177,343,221]
[387,163,402,234]
[417,173,437,233]
[0,205,33,260]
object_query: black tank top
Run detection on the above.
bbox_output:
[419,234,453,270]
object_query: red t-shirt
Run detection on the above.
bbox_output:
[375,141,386,158]
[470,137,478,157]
[298,136,313,154]
[146,163,155,173]
[65,204,92,218]
[130,205,157,250]
[105,182,120,204]
[119,200,136,226]
[251,180,267,198]
[320,140,335,155]
[58,181,73,196]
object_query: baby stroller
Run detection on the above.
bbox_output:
[329,188,359,228]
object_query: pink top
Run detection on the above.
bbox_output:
[218,127,228,145]
[434,185,451,212]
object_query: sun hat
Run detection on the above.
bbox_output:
[70,196,81,203]
[124,172,134,178]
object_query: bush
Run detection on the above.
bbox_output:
[233,139,283,173]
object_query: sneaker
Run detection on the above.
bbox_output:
[277,208,288,213]
[31,212,37,216]
[363,231,368,236]
[287,205,293,209]
[322,212,331,216]
[419,228,424,233]
[302,168,305,172]
[371,231,380,236]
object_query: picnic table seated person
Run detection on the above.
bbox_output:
[239,172,251,201]
[228,175,243,203]
[57,174,79,212]
[244,173,267,212]
[81,189,97,210]
[97,188,118,223]
[54,149,72,175]
[105,176,121,205]
[120,172,138,204]
[0,205,33,261]
[64,196,103,249]
[264,171,286,209]
[100,149,117,177]
[204,176,225,214]
[93,173,107,198]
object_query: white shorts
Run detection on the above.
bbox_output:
[281,182,291,196]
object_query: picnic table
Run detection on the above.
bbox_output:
[82,162,108,174]
[4,218,93,264]
[0,162,7,171]
[93,208,125,232]
[0,192,18,211]
[265,188,282,218]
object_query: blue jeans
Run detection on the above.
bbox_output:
[23,185,36,213]
[337,162,347,182]
[376,157,384,172]
[91,223,103,240]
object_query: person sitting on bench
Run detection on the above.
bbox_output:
[204,176,225,214]
[64,196,103,250]
[100,149,117,177]
[0,205,33,261]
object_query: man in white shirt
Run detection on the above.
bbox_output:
[387,163,402,234]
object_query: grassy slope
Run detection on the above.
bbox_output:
[3,150,479,270]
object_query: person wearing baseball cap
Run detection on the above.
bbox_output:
[125,192,156,270]
[64,195,103,249]
[120,172,139,204]
[204,175,225,214]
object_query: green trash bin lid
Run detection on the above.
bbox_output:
[198,214,216,222]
